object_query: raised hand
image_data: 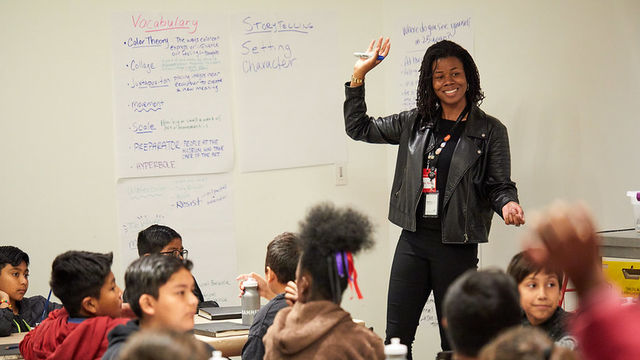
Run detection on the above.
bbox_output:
[351,37,390,87]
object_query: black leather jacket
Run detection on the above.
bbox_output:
[344,83,519,243]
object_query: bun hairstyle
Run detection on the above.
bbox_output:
[298,202,375,304]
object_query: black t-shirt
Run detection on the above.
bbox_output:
[416,119,467,230]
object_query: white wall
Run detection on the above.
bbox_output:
[1,1,639,359]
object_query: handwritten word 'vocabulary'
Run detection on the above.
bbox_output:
[132,14,199,34]
[243,16,314,35]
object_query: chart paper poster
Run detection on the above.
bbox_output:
[116,173,236,305]
[389,14,473,111]
[231,12,344,172]
[112,13,234,178]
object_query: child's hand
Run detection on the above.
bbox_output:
[284,281,298,306]
[236,273,276,300]
[0,290,10,308]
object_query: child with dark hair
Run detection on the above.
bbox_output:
[263,203,385,360]
[118,328,214,360]
[0,246,62,336]
[102,254,206,360]
[443,269,521,360]
[133,224,205,304]
[479,326,579,360]
[239,232,301,360]
[507,252,576,348]
[19,251,128,359]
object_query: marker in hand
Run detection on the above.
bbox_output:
[354,52,385,61]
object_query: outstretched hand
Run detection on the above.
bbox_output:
[351,37,390,86]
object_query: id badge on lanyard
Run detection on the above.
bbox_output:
[422,168,439,217]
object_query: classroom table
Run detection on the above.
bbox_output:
[601,230,640,259]
[194,313,248,357]
[0,316,248,360]
[0,332,25,360]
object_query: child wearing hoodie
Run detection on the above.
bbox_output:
[0,246,61,336]
[262,203,385,360]
[19,251,128,360]
[102,254,205,360]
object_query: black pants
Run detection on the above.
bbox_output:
[385,227,478,359]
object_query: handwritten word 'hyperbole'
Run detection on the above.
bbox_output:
[242,16,314,35]
[135,160,176,170]
[132,14,199,34]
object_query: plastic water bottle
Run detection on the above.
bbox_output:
[627,191,640,232]
[241,278,260,325]
[209,350,224,359]
[385,338,407,360]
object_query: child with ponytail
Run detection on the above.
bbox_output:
[263,203,385,360]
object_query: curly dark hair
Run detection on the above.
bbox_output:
[416,40,484,124]
[298,202,375,303]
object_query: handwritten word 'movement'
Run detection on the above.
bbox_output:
[243,16,314,34]
[132,14,199,34]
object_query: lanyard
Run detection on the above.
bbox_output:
[425,105,470,170]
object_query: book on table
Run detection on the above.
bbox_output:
[193,321,250,337]
[198,305,242,320]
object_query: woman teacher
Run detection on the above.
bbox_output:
[344,38,525,357]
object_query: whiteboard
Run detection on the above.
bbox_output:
[387,14,474,112]
[116,173,237,305]
[112,12,234,178]
[230,12,345,172]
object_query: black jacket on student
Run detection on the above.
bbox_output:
[241,293,288,360]
[0,295,61,336]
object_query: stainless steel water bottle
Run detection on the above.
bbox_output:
[241,278,260,325]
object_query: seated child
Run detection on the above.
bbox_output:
[479,326,578,360]
[262,203,385,360]
[0,246,61,336]
[507,251,576,348]
[443,269,522,360]
[132,224,206,304]
[102,254,206,360]
[19,251,128,359]
[119,328,213,360]
[239,232,301,360]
